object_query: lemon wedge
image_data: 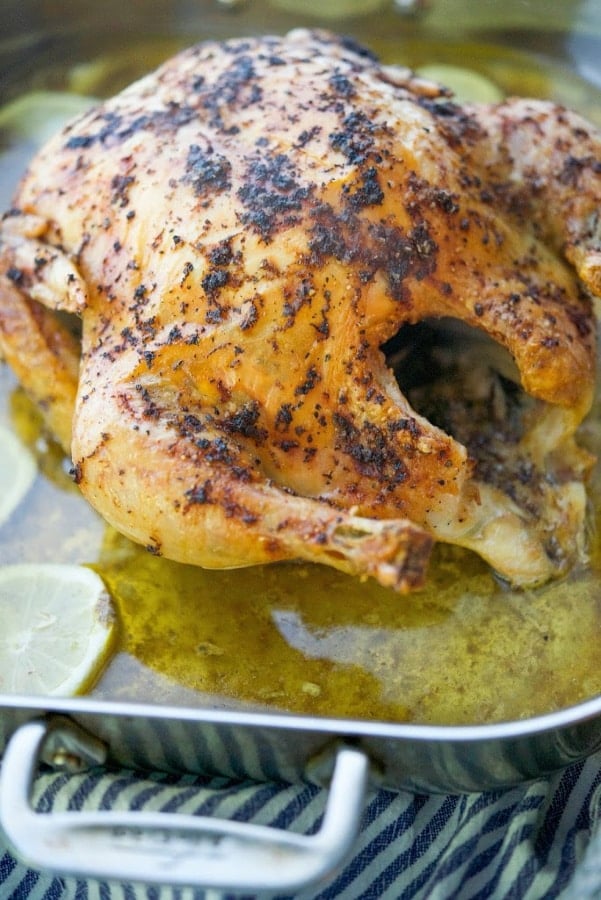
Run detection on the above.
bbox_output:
[0,564,116,696]
[0,425,36,528]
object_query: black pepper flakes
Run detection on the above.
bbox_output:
[202,268,229,297]
[295,366,321,396]
[182,143,232,197]
[181,261,194,285]
[6,267,24,285]
[237,151,312,242]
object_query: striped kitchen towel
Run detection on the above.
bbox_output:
[2,749,601,899]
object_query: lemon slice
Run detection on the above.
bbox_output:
[416,64,504,103]
[0,425,37,528]
[0,564,116,696]
[0,91,96,148]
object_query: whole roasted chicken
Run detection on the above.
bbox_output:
[1,30,600,592]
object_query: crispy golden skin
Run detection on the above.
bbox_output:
[0,30,599,590]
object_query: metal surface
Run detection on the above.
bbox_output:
[0,0,601,812]
[1,693,601,795]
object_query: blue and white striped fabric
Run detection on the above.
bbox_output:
[2,750,601,899]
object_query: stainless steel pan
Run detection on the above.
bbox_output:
[1,0,601,892]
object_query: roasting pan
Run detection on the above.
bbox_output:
[1,0,601,891]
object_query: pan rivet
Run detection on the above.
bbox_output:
[51,748,84,771]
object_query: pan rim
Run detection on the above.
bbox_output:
[2,689,601,744]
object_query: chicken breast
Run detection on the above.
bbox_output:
[0,29,599,591]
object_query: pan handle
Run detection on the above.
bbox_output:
[0,716,369,892]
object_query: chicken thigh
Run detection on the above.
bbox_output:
[0,29,599,591]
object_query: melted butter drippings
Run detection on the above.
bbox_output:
[88,522,601,724]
